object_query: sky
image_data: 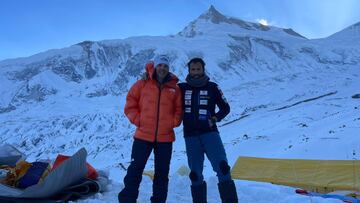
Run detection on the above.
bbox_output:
[0,0,360,61]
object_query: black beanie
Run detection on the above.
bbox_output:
[187,58,205,71]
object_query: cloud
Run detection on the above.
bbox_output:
[257,18,269,26]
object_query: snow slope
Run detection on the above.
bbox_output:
[0,6,359,203]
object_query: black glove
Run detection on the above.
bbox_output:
[208,116,217,128]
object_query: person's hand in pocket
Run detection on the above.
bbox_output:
[208,116,217,128]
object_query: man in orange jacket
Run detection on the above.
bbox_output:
[118,55,182,203]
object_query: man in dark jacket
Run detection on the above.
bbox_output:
[178,58,238,203]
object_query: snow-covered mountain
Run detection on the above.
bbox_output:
[0,6,359,202]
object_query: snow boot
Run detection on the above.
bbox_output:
[150,196,166,203]
[118,193,137,203]
[191,181,207,203]
[218,180,238,203]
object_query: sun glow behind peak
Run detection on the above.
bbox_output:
[257,19,269,26]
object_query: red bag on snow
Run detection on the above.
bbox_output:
[51,154,98,180]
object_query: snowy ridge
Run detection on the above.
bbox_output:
[0,6,359,203]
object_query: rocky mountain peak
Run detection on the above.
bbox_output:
[198,5,228,24]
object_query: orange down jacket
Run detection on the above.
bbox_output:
[124,62,182,142]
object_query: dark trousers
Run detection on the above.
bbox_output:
[185,131,231,186]
[118,138,172,203]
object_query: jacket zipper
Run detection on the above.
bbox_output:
[154,85,162,142]
[193,87,198,131]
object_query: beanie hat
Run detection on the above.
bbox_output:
[154,55,170,68]
[187,58,205,71]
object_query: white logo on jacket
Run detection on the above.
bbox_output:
[199,109,207,115]
[185,90,192,95]
[217,86,228,103]
[199,100,208,105]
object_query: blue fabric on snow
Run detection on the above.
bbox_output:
[297,190,360,203]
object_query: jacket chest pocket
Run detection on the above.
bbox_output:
[160,87,176,106]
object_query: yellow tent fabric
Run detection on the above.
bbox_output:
[142,165,190,181]
[143,170,154,180]
[231,156,360,193]
[176,165,190,176]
